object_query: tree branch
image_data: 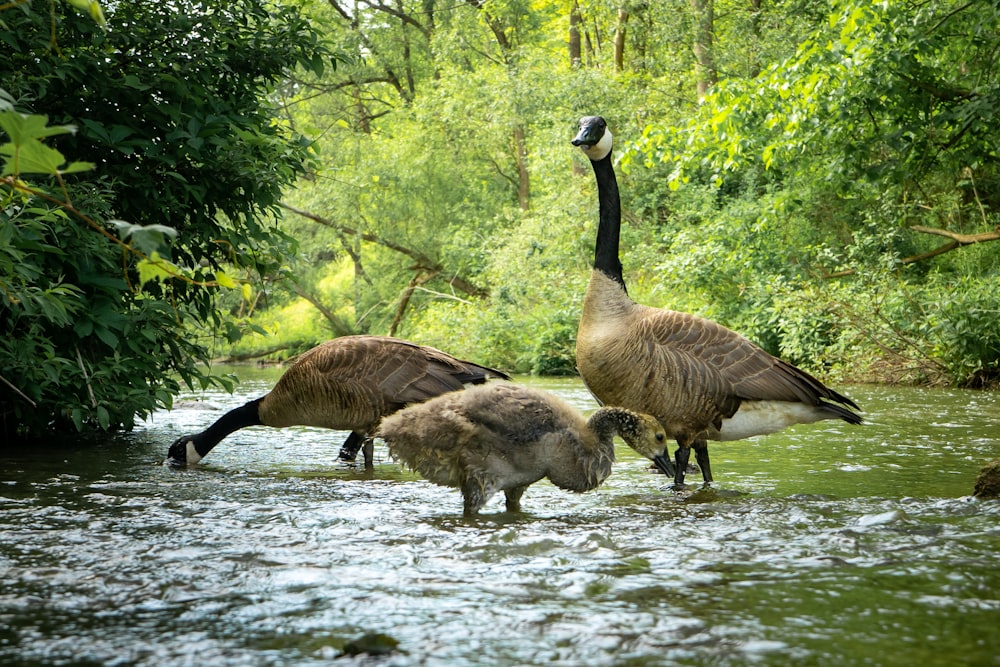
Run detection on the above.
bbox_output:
[823,225,1000,278]
[909,225,1000,245]
[278,202,489,298]
[388,271,434,337]
[289,282,355,337]
[0,373,37,408]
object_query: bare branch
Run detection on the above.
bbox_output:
[824,225,1000,278]
[289,282,355,337]
[278,202,489,298]
[909,225,1000,245]
[0,374,37,408]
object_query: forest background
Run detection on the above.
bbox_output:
[2,0,999,439]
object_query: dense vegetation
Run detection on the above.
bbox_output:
[1,0,332,438]
[3,0,999,439]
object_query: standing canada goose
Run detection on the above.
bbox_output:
[165,335,509,468]
[378,382,672,516]
[571,115,862,486]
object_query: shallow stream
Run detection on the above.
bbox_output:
[2,372,998,665]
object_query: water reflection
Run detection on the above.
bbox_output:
[1,374,999,666]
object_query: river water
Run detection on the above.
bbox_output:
[1,371,998,666]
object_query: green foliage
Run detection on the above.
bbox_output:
[5,0,994,435]
[922,275,1000,386]
[244,0,999,389]
[1,0,330,439]
[616,0,1000,385]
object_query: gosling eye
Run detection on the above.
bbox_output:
[655,433,665,442]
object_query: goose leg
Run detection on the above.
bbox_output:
[338,431,366,462]
[361,437,375,470]
[504,486,527,513]
[693,439,712,484]
[674,446,691,487]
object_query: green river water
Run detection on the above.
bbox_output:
[1,371,998,666]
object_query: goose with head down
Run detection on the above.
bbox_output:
[165,335,509,469]
[571,115,862,486]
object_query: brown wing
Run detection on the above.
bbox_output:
[260,335,508,430]
[637,306,857,409]
[380,340,510,404]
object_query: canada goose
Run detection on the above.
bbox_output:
[377,382,672,516]
[571,115,862,486]
[165,335,509,468]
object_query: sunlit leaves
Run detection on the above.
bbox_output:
[62,0,106,26]
[0,111,94,176]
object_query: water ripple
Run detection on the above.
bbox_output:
[1,380,999,665]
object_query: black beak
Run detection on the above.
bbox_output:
[571,117,606,148]
[571,128,598,148]
[653,453,675,477]
[164,437,188,467]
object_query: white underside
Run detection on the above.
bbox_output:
[713,401,828,441]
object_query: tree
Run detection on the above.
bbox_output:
[0,0,332,439]
[624,0,1000,385]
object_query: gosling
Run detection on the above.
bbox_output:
[377,382,672,516]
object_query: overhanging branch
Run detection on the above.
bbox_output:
[824,224,1000,278]
[278,202,489,298]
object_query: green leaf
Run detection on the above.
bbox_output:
[96,405,110,430]
[136,253,176,285]
[94,325,119,349]
[0,112,92,176]
[0,111,77,142]
[0,139,63,176]
[214,270,237,289]
[62,0,107,27]
[70,408,84,432]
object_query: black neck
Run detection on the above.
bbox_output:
[193,398,263,457]
[590,153,626,291]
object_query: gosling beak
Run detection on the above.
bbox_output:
[653,453,675,477]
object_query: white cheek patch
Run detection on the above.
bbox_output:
[582,129,613,161]
[186,441,203,465]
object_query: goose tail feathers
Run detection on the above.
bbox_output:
[818,399,863,425]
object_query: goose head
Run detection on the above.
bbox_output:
[571,116,613,162]
[165,436,204,466]
[618,413,675,477]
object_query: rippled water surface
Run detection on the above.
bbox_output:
[2,372,999,666]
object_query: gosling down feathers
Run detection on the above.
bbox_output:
[165,335,509,468]
[571,115,862,486]
[377,383,671,516]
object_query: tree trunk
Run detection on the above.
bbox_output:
[513,125,531,211]
[614,7,629,72]
[690,0,717,98]
[748,0,762,78]
[569,0,582,67]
